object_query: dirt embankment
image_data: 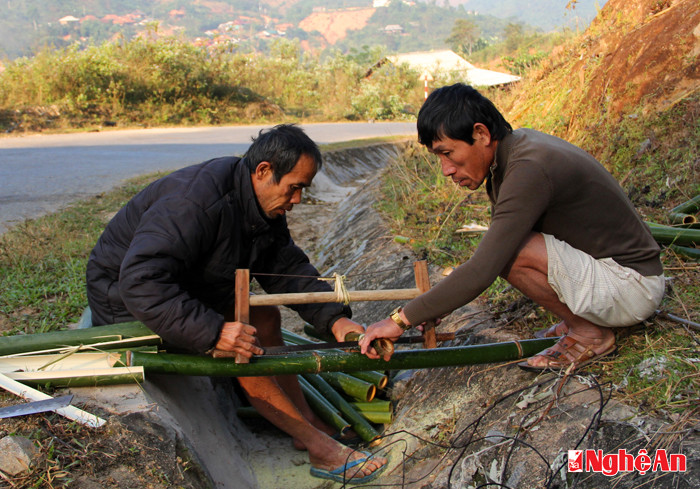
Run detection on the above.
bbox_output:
[298,8,376,45]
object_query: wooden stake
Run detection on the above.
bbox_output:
[414,261,437,349]
[234,269,251,364]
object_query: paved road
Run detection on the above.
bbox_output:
[0,122,416,234]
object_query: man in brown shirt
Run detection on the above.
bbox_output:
[360,84,665,370]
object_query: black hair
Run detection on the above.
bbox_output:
[243,124,322,182]
[417,83,512,148]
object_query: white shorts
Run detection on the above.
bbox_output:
[543,234,665,327]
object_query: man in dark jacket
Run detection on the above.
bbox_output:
[86,124,386,482]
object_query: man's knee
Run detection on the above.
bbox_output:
[501,232,547,279]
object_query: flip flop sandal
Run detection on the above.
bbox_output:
[518,335,616,372]
[309,450,387,483]
[534,322,569,339]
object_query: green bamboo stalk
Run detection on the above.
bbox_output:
[302,373,380,444]
[282,329,388,388]
[668,212,698,226]
[298,376,351,435]
[351,400,393,413]
[667,244,700,261]
[0,322,157,356]
[126,338,557,377]
[7,367,144,388]
[358,411,393,425]
[645,222,700,246]
[670,195,700,215]
[346,370,388,390]
[319,371,376,402]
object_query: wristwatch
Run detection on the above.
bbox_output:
[389,306,411,331]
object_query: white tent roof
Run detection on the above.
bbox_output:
[387,50,520,87]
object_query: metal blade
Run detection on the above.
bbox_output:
[0,394,74,419]
[262,341,359,355]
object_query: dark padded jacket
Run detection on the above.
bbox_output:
[86,156,350,353]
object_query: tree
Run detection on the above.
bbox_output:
[503,22,525,52]
[445,18,480,56]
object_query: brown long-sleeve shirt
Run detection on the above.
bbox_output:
[403,129,662,326]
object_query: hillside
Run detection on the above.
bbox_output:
[500,0,699,210]
[432,0,610,31]
[298,7,376,45]
[0,0,606,59]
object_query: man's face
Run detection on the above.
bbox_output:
[429,124,496,191]
[252,154,316,219]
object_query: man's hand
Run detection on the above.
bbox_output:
[213,321,264,359]
[359,319,404,361]
[330,317,365,342]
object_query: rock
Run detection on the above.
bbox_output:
[0,435,40,476]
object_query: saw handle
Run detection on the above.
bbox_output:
[345,332,394,358]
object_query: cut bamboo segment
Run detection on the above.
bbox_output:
[669,212,697,226]
[358,411,393,425]
[298,376,351,435]
[347,371,388,390]
[0,372,105,427]
[319,371,376,402]
[351,400,393,413]
[6,367,145,387]
[302,373,381,445]
[0,322,156,356]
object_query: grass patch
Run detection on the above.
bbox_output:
[0,172,167,335]
[376,142,491,267]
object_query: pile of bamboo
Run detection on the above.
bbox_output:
[647,195,700,261]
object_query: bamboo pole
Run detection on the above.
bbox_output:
[302,373,381,444]
[248,288,422,306]
[670,195,700,215]
[126,338,557,377]
[282,329,388,388]
[0,322,156,356]
[645,222,700,246]
[667,244,700,261]
[298,376,351,435]
[319,371,376,402]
